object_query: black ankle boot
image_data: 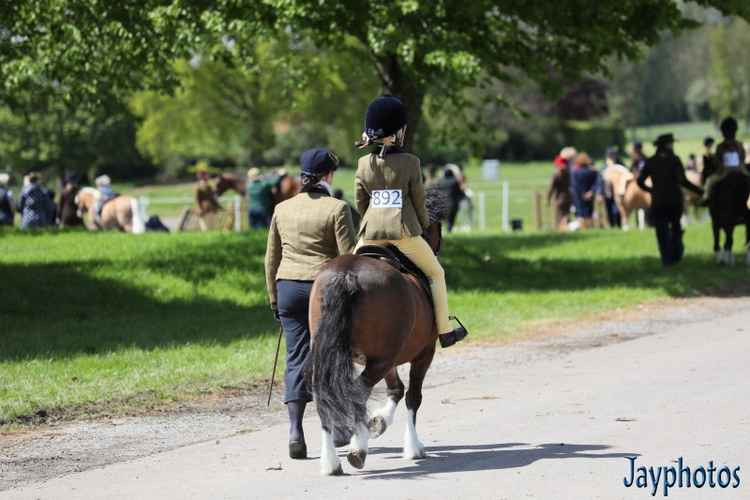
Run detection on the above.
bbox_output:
[439,317,469,348]
[287,400,307,459]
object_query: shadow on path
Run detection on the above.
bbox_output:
[362,442,637,480]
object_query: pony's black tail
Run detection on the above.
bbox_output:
[309,271,368,436]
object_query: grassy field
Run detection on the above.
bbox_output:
[1,224,748,426]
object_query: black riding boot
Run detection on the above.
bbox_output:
[438,316,469,348]
[287,400,307,459]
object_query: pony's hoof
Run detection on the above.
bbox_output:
[368,415,387,439]
[321,464,344,476]
[403,446,426,460]
[347,449,367,469]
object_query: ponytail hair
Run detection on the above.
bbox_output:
[300,172,324,193]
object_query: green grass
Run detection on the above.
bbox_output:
[1,224,748,425]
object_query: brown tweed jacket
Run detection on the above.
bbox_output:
[355,152,429,240]
[265,189,356,304]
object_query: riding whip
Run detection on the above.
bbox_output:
[266,324,284,407]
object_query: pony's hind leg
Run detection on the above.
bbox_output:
[403,346,436,460]
[346,360,389,469]
[369,368,404,439]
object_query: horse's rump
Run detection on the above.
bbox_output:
[710,170,750,225]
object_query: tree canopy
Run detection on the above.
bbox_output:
[3,1,750,175]
[4,1,750,138]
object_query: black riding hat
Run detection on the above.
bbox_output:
[654,133,676,147]
[300,148,339,176]
[364,95,407,141]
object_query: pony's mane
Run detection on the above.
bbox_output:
[425,187,448,226]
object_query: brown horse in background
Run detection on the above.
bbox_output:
[58,183,83,228]
[215,171,300,209]
[75,187,145,233]
[308,190,445,475]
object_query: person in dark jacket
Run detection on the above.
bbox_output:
[434,168,465,232]
[637,133,703,266]
[18,172,55,230]
[571,152,598,229]
[702,136,715,173]
[265,148,356,460]
[0,173,14,226]
[547,158,572,230]
[630,141,646,174]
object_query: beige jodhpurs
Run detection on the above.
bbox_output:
[357,236,452,334]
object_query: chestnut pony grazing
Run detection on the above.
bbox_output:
[308,189,446,476]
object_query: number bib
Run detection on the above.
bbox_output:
[371,189,402,208]
[724,151,741,168]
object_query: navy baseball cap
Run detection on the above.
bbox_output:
[300,148,339,175]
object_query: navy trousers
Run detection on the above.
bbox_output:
[248,209,271,229]
[651,205,684,266]
[277,280,314,403]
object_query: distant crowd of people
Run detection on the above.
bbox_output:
[547,117,750,266]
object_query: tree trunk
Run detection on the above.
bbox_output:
[374,54,424,150]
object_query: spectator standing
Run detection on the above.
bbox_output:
[701,137,715,173]
[637,133,703,267]
[18,172,55,229]
[547,155,572,230]
[434,167,464,232]
[630,142,647,174]
[570,153,598,229]
[246,167,276,229]
[0,173,14,226]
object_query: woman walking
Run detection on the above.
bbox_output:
[265,148,356,459]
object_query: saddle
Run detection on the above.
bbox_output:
[355,245,433,302]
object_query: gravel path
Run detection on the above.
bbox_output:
[2,295,748,498]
